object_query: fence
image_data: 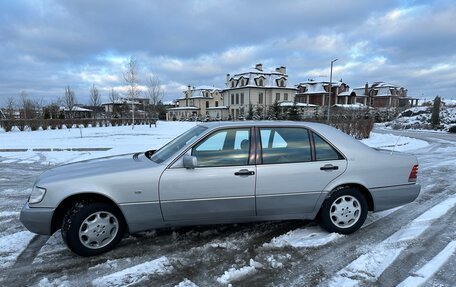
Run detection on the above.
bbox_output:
[0,118,157,132]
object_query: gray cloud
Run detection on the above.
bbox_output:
[0,0,455,105]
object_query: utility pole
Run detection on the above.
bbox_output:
[327,58,338,124]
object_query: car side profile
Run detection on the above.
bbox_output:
[20,122,421,256]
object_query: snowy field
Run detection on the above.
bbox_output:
[1,122,456,286]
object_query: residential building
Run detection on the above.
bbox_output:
[101,97,148,118]
[295,79,351,106]
[61,106,93,119]
[166,86,227,120]
[223,64,297,119]
[351,82,418,108]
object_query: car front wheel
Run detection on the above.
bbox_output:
[319,188,367,234]
[61,202,125,257]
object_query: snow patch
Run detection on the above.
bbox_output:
[0,211,19,218]
[216,259,263,285]
[0,231,35,267]
[397,240,456,287]
[33,233,67,263]
[91,256,173,287]
[174,278,199,287]
[36,276,70,287]
[88,258,132,272]
[263,226,342,248]
[266,254,292,269]
[361,133,428,151]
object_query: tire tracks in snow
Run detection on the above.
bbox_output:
[324,196,456,286]
[258,186,453,287]
[0,235,50,286]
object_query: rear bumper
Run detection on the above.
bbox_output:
[20,202,55,235]
[370,183,421,212]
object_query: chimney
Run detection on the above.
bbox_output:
[276,66,286,74]
[255,63,263,71]
[226,74,230,87]
[365,82,369,96]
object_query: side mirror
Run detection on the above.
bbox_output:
[183,155,197,169]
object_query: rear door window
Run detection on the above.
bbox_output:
[313,133,344,161]
[259,127,311,164]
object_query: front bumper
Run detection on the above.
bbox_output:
[370,183,421,212]
[20,202,55,235]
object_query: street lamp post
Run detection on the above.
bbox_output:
[327,58,338,124]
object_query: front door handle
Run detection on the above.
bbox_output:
[234,169,255,176]
[320,164,339,171]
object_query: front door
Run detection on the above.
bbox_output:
[159,128,256,221]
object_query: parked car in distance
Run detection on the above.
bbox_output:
[21,121,420,256]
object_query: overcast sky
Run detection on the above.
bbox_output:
[1,0,455,105]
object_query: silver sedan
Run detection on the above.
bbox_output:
[20,122,420,256]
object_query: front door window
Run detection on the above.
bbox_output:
[192,128,251,167]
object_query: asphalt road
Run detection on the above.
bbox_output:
[0,129,455,286]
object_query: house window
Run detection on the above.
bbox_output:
[281,80,285,87]
[284,93,288,101]
[231,94,235,105]
[257,78,264,86]
[259,92,264,104]
[276,93,280,101]
[240,93,244,105]
[206,101,209,108]
[231,81,235,88]
[215,101,219,107]
[236,93,239,105]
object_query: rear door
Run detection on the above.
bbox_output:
[255,127,347,216]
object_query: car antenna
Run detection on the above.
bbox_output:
[391,127,406,155]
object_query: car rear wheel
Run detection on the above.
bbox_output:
[319,188,367,234]
[61,202,125,257]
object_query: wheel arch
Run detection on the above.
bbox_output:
[325,183,374,212]
[51,192,128,234]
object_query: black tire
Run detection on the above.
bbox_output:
[319,187,368,234]
[61,202,125,257]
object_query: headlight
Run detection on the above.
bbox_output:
[29,186,46,204]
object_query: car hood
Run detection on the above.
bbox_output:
[36,152,158,186]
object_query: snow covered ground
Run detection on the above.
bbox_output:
[385,105,456,131]
[1,122,455,286]
[0,121,197,165]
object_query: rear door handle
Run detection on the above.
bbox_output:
[234,169,255,176]
[320,164,339,171]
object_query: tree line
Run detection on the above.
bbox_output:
[0,57,166,123]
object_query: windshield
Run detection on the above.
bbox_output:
[150,125,207,163]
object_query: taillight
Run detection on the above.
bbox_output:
[409,164,418,182]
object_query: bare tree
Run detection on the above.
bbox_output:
[3,97,16,119]
[64,85,77,118]
[108,88,119,103]
[19,90,37,119]
[107,88,120,118]
[123,56,140,129]
[33,97,44,119]
[44,101,61,119]
[89,84,101,118]
[145,75,164,127]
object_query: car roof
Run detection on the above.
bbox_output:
[198,120,326,129]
